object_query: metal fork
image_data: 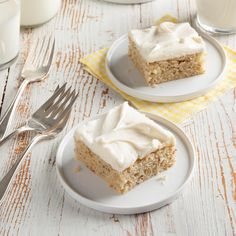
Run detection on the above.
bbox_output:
[0,37,55,141]
[0,84,70,146]
[0,83,78,201]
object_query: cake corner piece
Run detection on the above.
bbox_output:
[128,22,206,86]
[74,102,176,194]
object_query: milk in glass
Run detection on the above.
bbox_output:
[196,0,236,34]
[21,0,61,27]
[0,0,20,69]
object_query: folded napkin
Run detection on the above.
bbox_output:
[80,16,236,124]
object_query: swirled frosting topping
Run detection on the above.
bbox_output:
[75,102,176,172]
[129,22,205,62]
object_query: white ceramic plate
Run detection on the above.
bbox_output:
[106,34,227,103]
[56,112,195,214]
[103,0,155,4]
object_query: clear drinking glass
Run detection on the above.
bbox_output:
[0,0,20,70]
[196,0,236,34]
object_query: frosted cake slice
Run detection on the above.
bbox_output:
[74,102,176,194]
[128,22,206,86]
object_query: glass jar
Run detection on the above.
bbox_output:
[196,0,236,34]
[20,0,61,27]
[0,0,20,70]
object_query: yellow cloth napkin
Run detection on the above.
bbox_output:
[80,17,236,124]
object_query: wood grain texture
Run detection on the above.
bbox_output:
[0,0,235,235]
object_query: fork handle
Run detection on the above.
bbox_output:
[0,134,46,202]
[0,125,34,147]
[0,79,29,141]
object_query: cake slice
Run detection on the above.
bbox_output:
[74,102,176,194]
[128,22,206,86]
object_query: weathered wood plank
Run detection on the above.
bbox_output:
[0,70,9,116]
[0,0,235,235]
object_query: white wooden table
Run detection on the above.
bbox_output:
[0,0,235,235]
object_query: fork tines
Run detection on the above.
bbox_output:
[28,36,55,68]
[36,83,78,121]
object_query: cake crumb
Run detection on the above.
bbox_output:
[110,214,120,223]
[157,174,167,185]
[74,166,81,173]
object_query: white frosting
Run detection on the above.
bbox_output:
[129,22,206,62]
[75,102,176,172]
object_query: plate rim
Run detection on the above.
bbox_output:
[103,0,155,3]
[56,112,196,214]
[105,33,227,103]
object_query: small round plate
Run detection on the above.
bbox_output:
[56,112,195,214]
[105,34,227,103]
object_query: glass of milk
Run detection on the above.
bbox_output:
[20,0,61,27]
[0,0,20,70]
[196,0,236,34]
